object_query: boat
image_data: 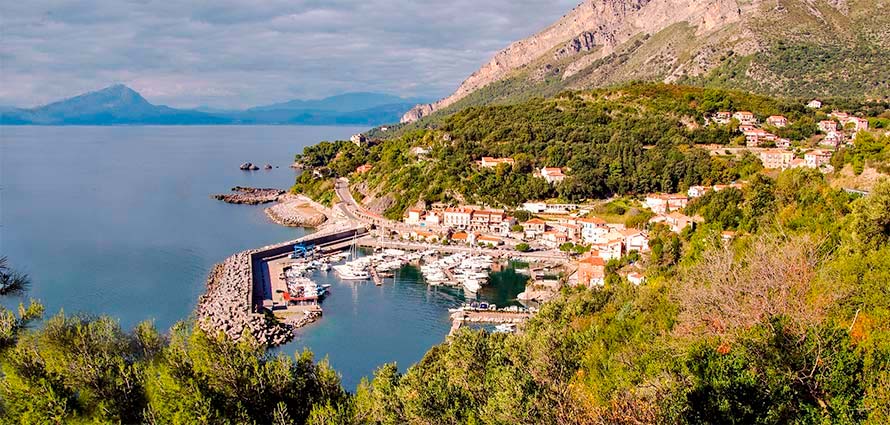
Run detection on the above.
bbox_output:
[493,323,516,334]
[462,279,481,293]
[333,264,370,280]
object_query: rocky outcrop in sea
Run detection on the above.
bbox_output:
[213,187,285,205]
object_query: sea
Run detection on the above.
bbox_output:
[0,125,528,390]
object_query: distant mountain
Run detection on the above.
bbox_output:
[1,84,229,125]
[402,0,890,123]
[1,86,430,126]
[250,92,430,113]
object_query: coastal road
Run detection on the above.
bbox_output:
[334,178,359,220]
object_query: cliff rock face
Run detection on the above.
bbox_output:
[402,0,886,123]
[403,0,744,122]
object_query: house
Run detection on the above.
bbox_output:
[539,167,567,184]
[591,231,625,260]
[759,149,794,170]
[423,211,442,226]
[480,157,515,168]
[450,232,476,245]
[355,164,373,174]
[733,111,757,126]
[775,138,791,149]
[721,231,736,243]
[688,185,710,198]
[745,129,771,147]
[651,212,698,233]
[805,150,832,169]
[412,230,439,243]
[766,115,788,128]
[807,99,823,109]
[579,217,608,243]
[819,120,838,133]
[541,231,568,247]
[645,194,689,214]
[405,209,424,225]
[822,131,845,147]
[627,272,646,285]
[738,124,758,133]
[521,202,580,214]
[620,228,649,253]
[471,210,508,227]
[477,235,503,246]
[789,158,808,169]
[443,208,474,228]
[350,133,368,146]
[713,111,732,125]
[521,218,547,237]
[577,255,606,287]
[551,223,581,242]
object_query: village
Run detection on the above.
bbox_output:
[341,98,886,296]
[708,100,873,173]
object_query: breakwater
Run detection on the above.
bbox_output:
[196,226,368,346]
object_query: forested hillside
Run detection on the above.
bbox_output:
[305,84,888,220]
[2,171,889,423]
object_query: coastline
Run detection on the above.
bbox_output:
[264,193,329,227]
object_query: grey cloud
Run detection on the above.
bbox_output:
[0,0,580,108]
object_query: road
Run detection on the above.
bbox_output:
[334,178,359,220]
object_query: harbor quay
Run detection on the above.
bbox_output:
[195,226,368,346]
[197,223,570,346]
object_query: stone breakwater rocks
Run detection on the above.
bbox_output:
[213,187,285,205]
[264,194,328,227]
[195,251,296,346]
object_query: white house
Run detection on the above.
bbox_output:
[539,167,567,184]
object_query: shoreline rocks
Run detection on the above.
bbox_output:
[240,162,260,171]
[195,251,296,346]
[213,187,285,205]
[264,194,328,227]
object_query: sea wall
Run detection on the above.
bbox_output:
[195,227,368,346]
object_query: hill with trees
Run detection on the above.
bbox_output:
[2,170,889,423]
[301,83,888,220]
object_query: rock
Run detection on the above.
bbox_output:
[264,164,273,170]
[249,164,259,170]
[240,162,254,171]
[264,194,328,227]
[213,187,285,205]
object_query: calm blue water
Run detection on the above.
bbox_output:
[0,126,528,390]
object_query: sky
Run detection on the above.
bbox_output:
[0,0,581,109]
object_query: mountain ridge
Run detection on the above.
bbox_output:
[0,86,429,126]
[402,0,890,123]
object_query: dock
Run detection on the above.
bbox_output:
[448,309,532,336]
[370,266,383,286]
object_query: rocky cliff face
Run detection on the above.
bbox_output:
[402,0,885,123]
